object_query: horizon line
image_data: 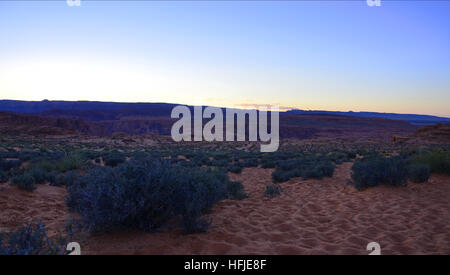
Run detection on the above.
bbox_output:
[1,98,449,119]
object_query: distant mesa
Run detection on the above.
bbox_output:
[0,100,446,141]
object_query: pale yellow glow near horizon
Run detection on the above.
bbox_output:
[0,57,448,117]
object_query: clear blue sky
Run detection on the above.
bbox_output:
[0,1,449,117]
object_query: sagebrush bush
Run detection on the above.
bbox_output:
[261,160,276,168]
[227,165,242,174]
[57,154,85,172]
[301,160,335,179]
[350,156,409,190]
[52,171,78,187]
[240,158,259,167]
[264,184,283,198]
[412,150,450,175]
[347,152,357,159]
[27,167,47,184]
[0,159,21,172]
[0,222,66,255]
[67,159,245,234]
[11,173,36,191]
[102,152,126,167]
[226,181,248,200]
[271,157,335,183]
[272,169,300,183]
[0,171,8,183]
[408,163,430,183]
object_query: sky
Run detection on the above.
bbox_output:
[0,0,449,117]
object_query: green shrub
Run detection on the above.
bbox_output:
[27,167,46,184]
[412,151,450,175]
[226,181,248,200]
[302,161,335,179]
[261,160,276,168]
[34,161,56,173]
[350,156,409,190]
[0,159,21,172]
[0,171,8,183]
[227,165,242,174]
[264,184,283,198]
[55,171,78,186]
[67,159,242,234]
[57,154,85,172]
[11,173,36,191]
[0,222,66,255]
[102,153,126,167]
[347,152,357,159]
[272,169,300,183]
[240,158,259,167]
[271,157,335,183]
[408,164,430,183]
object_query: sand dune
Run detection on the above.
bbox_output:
[1,163,449,254]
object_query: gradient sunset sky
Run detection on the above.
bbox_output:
[0,1,449,117]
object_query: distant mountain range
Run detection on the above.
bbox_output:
[0,100,175,117]
[0,100,448,126]
[0,99,425,141]
[286,110,450,125]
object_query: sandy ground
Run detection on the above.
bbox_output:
[1,163,449,254]
[0,183,69,237]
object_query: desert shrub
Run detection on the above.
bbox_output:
[31,153,85,174]
[272,169,301,183]
[350,156,409,190]
[79,150,100,160]
[211,152,229,160]
[240,158,259,168]
[17,167,58,185]
[301,166,324,179]
[57,154,85,172]
[67,159,240,234]
[226,181,248,200]
[51,173,65,187]
[0,151,20,159]
[11,173,36,191]
[51,171,77,187]
[62,171,78,186]
[261,160,277,168]
[347,151,357,159]
[278,159,298,171]
[27,167,46,184]
[102,152,126,167]
[0,222,66,255]
[0,159,21,172]
[210,159,229,167]
[34,160,56,173]
[272,157,335,182]
[171,168,230,233]
[227,165,242,174]
[186,152,210,166]
[327,151,349,164]
[412,150,450,175]
[408,164,430,183]
[131,152,152,162]
[264,184,283,198]
[0,171,8,183]
[302,160,335,179]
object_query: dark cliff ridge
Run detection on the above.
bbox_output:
[0,111,108,136]
[1,99,448,125]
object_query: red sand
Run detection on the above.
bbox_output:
[1,163,449,254]
[0,183,69,237]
